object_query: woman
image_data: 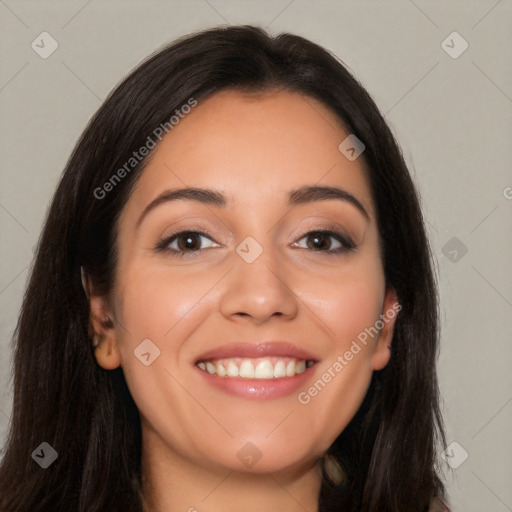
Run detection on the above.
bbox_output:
[0,25,448,511]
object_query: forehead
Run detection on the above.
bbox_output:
[124,89,375,218]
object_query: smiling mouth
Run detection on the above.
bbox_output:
[196,357,316,379]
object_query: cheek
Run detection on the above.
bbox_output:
[299,255,385,353]
[110,260,223,382]
[109,266,220,454]
[293,256,385,443]
[112,262,215,348]
[319,283,383,347]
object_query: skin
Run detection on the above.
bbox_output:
[86,89,398,512]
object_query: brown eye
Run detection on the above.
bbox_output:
[293,230,356,253]
[157,230,220,255]
[305,232,333,251]
[175,232,203,251]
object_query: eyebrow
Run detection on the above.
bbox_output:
[136,184,369,228]
[288,185,369,219]
[136,188,227,229]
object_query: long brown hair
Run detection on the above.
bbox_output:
[0,25,445,512]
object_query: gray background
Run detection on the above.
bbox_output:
[1,1,511,510]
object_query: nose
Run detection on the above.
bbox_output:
[219,249,299,325]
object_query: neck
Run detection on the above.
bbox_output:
[140,429,322,512]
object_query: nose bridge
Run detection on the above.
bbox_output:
[219,237,298,322]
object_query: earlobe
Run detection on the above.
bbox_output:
[94,334,122,370]
[371,286,399,371]
[81,267,121,370]
[89,296,122,370]
[89,295,121,370]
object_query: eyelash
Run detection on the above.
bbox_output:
[155,229,356,258]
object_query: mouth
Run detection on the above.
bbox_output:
[193,342,319,399]
[196,357,316,379]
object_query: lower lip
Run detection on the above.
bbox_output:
[196,365,316,400]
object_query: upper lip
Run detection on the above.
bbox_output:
[195,341,318,363]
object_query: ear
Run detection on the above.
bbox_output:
[371,286,400,371]
[81,267,122,370]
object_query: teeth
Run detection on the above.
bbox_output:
[295,360,306,374]
[197,357,314,379]
[217,362,227,377]
[239,360,255,378]
[227,361,239,377]
[255,360,274,379]
[273,360,286,378]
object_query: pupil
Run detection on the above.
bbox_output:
[309,232,330,250]
[180,232,200,251]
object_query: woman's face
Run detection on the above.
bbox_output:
[93,89,397,475]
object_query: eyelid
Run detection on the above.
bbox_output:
[292,217,358,245]
[292,228,356,252]
[155,229,221,255]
